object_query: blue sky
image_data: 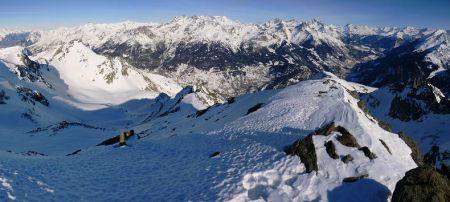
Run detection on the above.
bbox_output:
[1,0,449,29]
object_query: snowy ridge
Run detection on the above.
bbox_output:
[20,16,437,51]
[0,73,416,201]
[217,74,415,201]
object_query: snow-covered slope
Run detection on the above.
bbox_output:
[0,43,182,110]
[0,73,416,201]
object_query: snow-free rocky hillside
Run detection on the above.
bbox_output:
[0,73,417,201]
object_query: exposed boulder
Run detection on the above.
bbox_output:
[341,154,354,164]
[392,166,450,202]
[209,151,220,158]
[358,147,377,160]
[285,135,318,173]
[336,126,360,148]
[226,97,235,104]
[325,141,339,159]
[313,122,336,136]
[246,103,264,115]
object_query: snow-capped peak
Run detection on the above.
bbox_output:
[416,29,448,51]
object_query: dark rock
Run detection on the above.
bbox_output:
[398,132,424,166]
[347,90,360,99]
[66,149,82,156]
[336,126,360,148]
[359,147,377,160]
[349,40,436,89]
[227,97,235,104]
[246,103,264,115]
[357,100,370,114]
[196,107,210,117]
[313,122,336,136]
[16,86,49,106]
[377,120,392,132]
[343,174,369,183]
[325,141,339,159]
[209,151,220,158]
[341,154,354,164]
[285,135,318,173]
[27,121,105,135]
[22,151,47,156]
[0,89,9,104]
[379,139,392,155]
[392,166,450,202]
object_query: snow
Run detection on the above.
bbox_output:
[221,75,415,201]
[0,46,24,65]
[10,16,431,58]
[30,41,181,110]
[0,73,416,201]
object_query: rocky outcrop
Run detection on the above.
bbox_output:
[325,141,339,159]
[358,147,377,160]
[379,139,392,155]
[336,126,360,148]
[392,166,450,202]
[285,135,317,173]
[341,154,354,163]
[16,86,49,106]
[0,89,9,104]
[313,122,336,136]
[246,103,264,115]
